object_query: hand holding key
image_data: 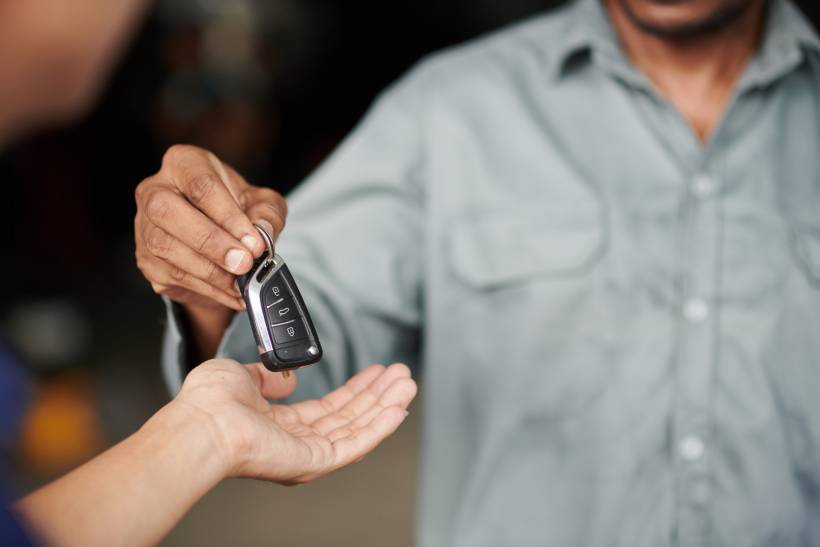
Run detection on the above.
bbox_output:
[134,144,288,312]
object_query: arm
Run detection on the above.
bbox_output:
[15,399,223,547]
[14,360,416,547]
[137,68,430,395]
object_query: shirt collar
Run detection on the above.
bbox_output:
[740,0,820,89]
[546,0,619,80]
[547,0,820,86]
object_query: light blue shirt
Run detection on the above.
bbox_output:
[164,0,820,544]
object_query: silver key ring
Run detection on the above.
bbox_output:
[254,223,275,258]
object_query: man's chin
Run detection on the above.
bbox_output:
[618,0,756,40]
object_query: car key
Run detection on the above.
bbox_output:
[237,224,322,376]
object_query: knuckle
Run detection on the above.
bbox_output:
[255,187,277,201]
[169,266,187,284]
[275,192,289,217]
[134,180,146,202]
[195,227,220,254]
[236,189,249,209]
[203,260,222,284]
[254,202,286,231]
[202,148,220,165]
[162,144,196,166]
[187,173,219,207]
[225,210,249,231]
[145,225,172,257]
[144,190,172,222]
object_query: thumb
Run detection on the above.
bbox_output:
[245,363,298,400]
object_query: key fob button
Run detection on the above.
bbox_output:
[271,320,308,344]
[263,275,287,306]
[266,297,298,325]
[275,341,316,363]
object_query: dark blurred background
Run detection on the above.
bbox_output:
[0,0,817,545]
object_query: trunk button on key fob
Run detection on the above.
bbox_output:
[271,320,308,344]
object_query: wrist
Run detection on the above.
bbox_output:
[183,302,235,334]
[144,400,233,484]
[182,299,233,319]
[181,303,235,361]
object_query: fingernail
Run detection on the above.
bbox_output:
[403,410,410,417]
[241,235,259,253]
[225,248,248,272]
[238,299,247,311]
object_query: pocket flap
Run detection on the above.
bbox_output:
[447,206,605,288]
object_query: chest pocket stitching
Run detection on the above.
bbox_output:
[446,204,608,289]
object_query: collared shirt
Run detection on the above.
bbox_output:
[163,0,820,545]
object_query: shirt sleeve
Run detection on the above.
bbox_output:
[161,65,428,399]
[160,296,189,396]
[0,504,35,547]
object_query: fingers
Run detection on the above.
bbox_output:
[328,406,410,469]
[136,252,244,311]
[140,221,240,295]
[244,186,287,246]
[245,363,298,400]
[171,153,266,257]
[323,371,416,468]
[311,367,415,436]
[286,364,405,425]
[141,189,255,275]
[251,365,416,484]
[134,145,290,311]
[323,376,416,441]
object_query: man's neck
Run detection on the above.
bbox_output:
[605,0,766,142]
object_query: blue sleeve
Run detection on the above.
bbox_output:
[0,340,30,442]
[0,501,35,547]
[0,340,35,545]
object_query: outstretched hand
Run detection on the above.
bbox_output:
[173,359,417,484]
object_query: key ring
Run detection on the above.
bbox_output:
[254,223,275,258]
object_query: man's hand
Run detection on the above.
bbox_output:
[134,144,287,312]
[173,359,417,484]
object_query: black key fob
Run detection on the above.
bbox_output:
[237,225,322,373]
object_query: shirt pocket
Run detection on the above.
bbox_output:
[446,203,607,290]
[441,202,616,421]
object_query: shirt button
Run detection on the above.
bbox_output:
[683,298,709,324]
[679,435,705,462]
[691,173,716,199]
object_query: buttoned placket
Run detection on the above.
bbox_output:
[673,159,721,547]
[593,45,724,544]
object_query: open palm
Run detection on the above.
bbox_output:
[176,359,417,484]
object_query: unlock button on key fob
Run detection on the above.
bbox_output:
[266,297,297,325]
[272,320,308,344]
